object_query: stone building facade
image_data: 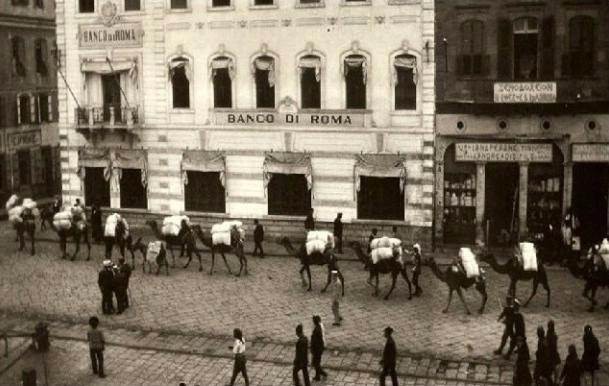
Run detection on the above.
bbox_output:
[56,0,435,244]
[435,0,609,249]
[0,0,60,205]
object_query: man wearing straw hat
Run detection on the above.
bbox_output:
[98,260,115,315]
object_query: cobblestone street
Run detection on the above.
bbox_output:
[1,224,609,385]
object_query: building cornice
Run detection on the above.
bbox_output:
[0,13,55,29]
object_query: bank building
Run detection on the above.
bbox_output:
[56,0,435,243]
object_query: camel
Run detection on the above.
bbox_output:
[145,219,202,271]
[350,242,411,300]
[566,252,609,312]
[51,220,91,261]
[425,256,487,314]
[192,225,247,276]
[39,207,54,232]
[131,238,170,275]
[279,237,344,295]
[14,216,36,255]
[104,219,137,267]
[480,250,551,307]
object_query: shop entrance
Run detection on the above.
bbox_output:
[485,163,520,246]
[572,163,609,249]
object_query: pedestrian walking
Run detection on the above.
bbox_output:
[333,213,343,254]
[87,316,105,378]
[560,344,583,386]
[98,260,115,314]
[581,325,601,386]
[305,209,315,233]
[411,244,422,296]
[534,326,551,386]
[227,328,249,386]
[367,228,378,255]
[495,296,514,356]
[546,320,561,385]
[331,270,343,326]
[252,219,264,258]
[310,315,328,381]
[513,337,532,386]
[505,299,525,360]
[91,204,103,242]
[293,324,310,386]
[391,226,398,239]
[52,195,61,214]
[379,326,398,386]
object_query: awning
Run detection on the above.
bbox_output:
[298,56,321,82]
[77,148,112,181]
[343,56,367,85]
[181,150,226,187]
[81,57,138,80]
[263,152,313,196]
[393,55,418,85]
[168,57,192,82]
[112,149,148,187]
[354,154,407,198]
[210,57,236,80]
[251,57,275,87]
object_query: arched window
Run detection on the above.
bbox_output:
[211,56,234,108]
[393,54,417,110]
[567,16,595,77]
[344,54,367,109]
[11,37,26,77]
[513,17,539,80]
[298,55,321,109]
[458,20,487,76]
[169,57,191,109]
[253,56,275,108]
[35,39,48,76]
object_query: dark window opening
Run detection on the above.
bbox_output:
[35,0,44,8]
[120,169,147,209]
[268,174,311,216]
[566,16,595,78]
[102,74,122,122]
[254,0,273,5]
[11,37,26,77]
[213,67,232,108]
[35,39,48,76]
[171,0,187,9]
[12,0,29,6]
[357,176,404,220]
[394,55,416,110]
[212,0,230,6]
[344,55,366,109]
[184,171,226,213]
[513,18,538,80]
[300,0,320,3]
[301,67,321,109]
[41,147,55,196]
[19,95,31,125]
[125,0,141,11]
[84,167,110,207]
[458,20,487,76]
[255,57,275,108]
[79,0,94,12]
[18,150,31,186]
[171,62,190,108]
[39,94,50,122]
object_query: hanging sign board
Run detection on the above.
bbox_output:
[456,143,553,162]
[572,144,609,162]
[494,82,557,103]
[213,110,367,127]
[7,130,41,151]
[79,22,143,49]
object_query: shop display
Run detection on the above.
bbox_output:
[443,172,476,243]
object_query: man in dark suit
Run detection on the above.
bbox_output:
[380,326,398,386]
[293,324,311,386]
[505,299,526,360]
[252,219,265,258]
[98,260,115,315]
[310,315,328,380]
[494,296,514,356]
[333,213,343,254]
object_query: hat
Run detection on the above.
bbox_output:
[331,270,338,275]
[103,259,112,267]
[513,298,521,306]
[413,243,421,252]
[384,326,394,334]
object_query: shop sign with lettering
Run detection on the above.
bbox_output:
[456,143,553,162]
[494,82,557,103]
[213,111,366,127]
[8,130,41,151]
[572,144,609,162]
[79,22,143,49]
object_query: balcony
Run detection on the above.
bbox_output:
[75,104,140,142]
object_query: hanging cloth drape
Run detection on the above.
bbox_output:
[77,148,112,181]
[263,152,313,197]
[298,56,321,82]
[168,58,192,82]
[344,56,367,85]
[353,154,407,199]
[180,150,227,187]
[252,57,275,87]
[210,57,236,80]
[81,58,138,82]
[112,149,148,187]
[392,55,418,85]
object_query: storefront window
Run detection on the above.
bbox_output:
[442,145,476,244]
[527,145,564,236]
[120,168,147,209]
[184,171,225,213]
[357,176,404,221]
[84,167,110,207]
[268,174,311,216]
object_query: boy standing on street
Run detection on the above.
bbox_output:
[331,270,343,326]
[87,316,105,378]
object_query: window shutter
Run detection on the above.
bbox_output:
[540,17,555,80]
[497,18,512,79]
[11,152,20,190]
[561,53,571,77]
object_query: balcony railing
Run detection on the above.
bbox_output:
[75,104,139,128]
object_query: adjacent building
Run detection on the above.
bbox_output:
[0,0,60,205]
[56,0,435,243]
[435,0,609,248]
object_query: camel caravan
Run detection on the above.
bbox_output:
[567,238,609,312]
[6,195,40,255]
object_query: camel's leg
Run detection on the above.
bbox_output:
[169,245,176,268]
[306,266,313,292]
[338,270,345,297]
[476,280,488,314]
[299,265,308,288]
[588,285,598,312]
[183,250,193,269]
[384,272,398,300]
[72,233,81,261]
[194,245,203,272]
[29,229,35,256]
[59,235,67,259]
[399,268,412,300]
[119,240,126,259]
[523,278,540,307]
[456,287,471,315]
[84,231,91,261]
[508,279,517,299]
[321,267,332,293]
[443,289,454,313]
[242,250,248,276]
[209,249,216,275]
[542,275,551,308]
[374,273,380,297]
[17,228,25,252]
[220,251,233,275]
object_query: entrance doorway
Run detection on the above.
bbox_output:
[102,74,122,122]
[572,163,609,250]
[485,163,520,246]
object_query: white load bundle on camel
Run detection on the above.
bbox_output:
[8,198,40,224]
[104,213,122,238]
[370,236,403,265]
[598,238,609,268]
[71,205,86,221]
[370,236,401,250]
[305,230,335,255]
[211,220,245,246]
[53,210,73,231]
[8,206,24,224]
[161,215,190,237]
[459,247,480,278]
[518,242,538,271]
[146,240,164,263]
[5,194,20,210]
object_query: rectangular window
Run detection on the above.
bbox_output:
[41,147,55,197]
[300,0,320,3]
[255,68,275,108]
[102,74,122,122]
[18,150,31,186]
[35,40,48,76]
[212,0,230,6]
[344,56,366,109]
[18,95,31,125]
[35,0,44,8]
[12,38,26,77]
[300,67,321,109]
[39,94,50,122]
[84,167,110,207]
[394,63,416,110]
[120,168,147,209]
[213,68,232,108]
[12,0,29,5]
[268,174,311,216]
[184,172,226,213]
[170,61,190,108]
[171,0,187,9]
[357,177,404,220]
[125,0,140,11]
[254,0,273,5]
[79,0,94,12]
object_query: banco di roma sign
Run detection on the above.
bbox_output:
[213,111,366,127]
[79,22,143,49]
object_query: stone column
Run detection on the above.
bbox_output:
[434,161,445,244]
[475,162,486,244]
[519,163,529,239]
[563,161,572,215]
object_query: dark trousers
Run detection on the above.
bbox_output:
[335,236,343,253]
[90,349,104,376]
[229,354,249,386]
[293,366,311,386]
[497,327,512,353]
[412,268,422,295]
[380,366,398,386]
[115,287,127,313]
[253,240,264,257]
[506,334,523,357]
[104,238,124,259]
[311,351,327,379]
[101,289,114,314]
